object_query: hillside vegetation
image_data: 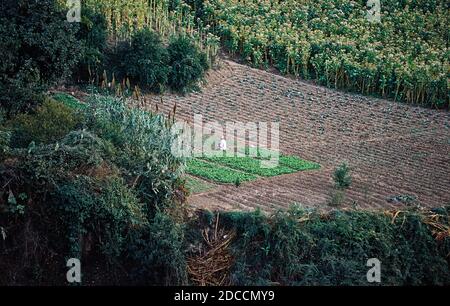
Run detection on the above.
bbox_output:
[0,0,448,286]
[195,0,449,108]
[1,94,449,285]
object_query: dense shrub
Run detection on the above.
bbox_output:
[113,28,169,93]
[107,29,208,93]
[52,93,88,110]
[0,131,10,156]
[333,163,352,189]
[0,95,187,285]
[168,35,209,93]
[0,0,82,115]
[128,211,187,285]
[214,206,450,285]
[74,5,108,83]
[83,95,184,215]
[8,98,84,147]
[0,110,10,156]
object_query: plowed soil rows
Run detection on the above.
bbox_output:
[143,59,450,213]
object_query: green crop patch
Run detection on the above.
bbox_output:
[53,93,87,110]
[236,146,277,160]
[279,156,321,171]
[186,159,257,184]
[202,156,297,177]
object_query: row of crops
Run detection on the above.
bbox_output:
[186,151,320,184]
[73,0,220,65]
[197,0,448,108]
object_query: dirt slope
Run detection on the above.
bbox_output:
[143,59,450,213]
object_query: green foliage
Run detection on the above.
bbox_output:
[114,28,169,93]
[201,0,448,108]
[128,211,188,285]
[333,163,352,189]
[108,28,208,93]
[52,93,87,110]
[52,176,147,261]
[187,159,257,184]
[0,94,187,285]
[1,98,449,286]
[195,153,320,180]
[0,130,10,156]
[279,156,321,171]
[74,4,108,83]
[8,98,84,147]
[167,35,209,93]
[203,156,297,177]
[218,206,450,285]
[238,146,276,159]
[84,95,184,215]
[0,110,10,156]
[218,209,273,285]
[83,0,219,66]
[0,0,82,115]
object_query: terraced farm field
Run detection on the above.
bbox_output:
[145,58,450,213]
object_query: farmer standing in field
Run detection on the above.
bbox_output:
[219,136,227,156]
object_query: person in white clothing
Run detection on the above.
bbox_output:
[219,136,227,151]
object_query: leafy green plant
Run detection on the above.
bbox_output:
[83,95,184,215]
[333,163,352,190]
[74,4,108,83]
[200,0,448,108]
[8,98,84,147]
[114,28,169,93]
[279,156,321,171]
[203,156,297,177]
[0,0,82,115]
[186,159,257,183]
[83,0,219,66]
[167,35,209,93]
[216,206,450,285]
[0,130,10,156]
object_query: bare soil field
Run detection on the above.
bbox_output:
[144,59,450,213]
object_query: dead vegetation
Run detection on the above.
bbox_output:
[187,213,236,286]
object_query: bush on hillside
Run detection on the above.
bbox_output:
[168,35,209,93]
[128,211,187,285]
[113,28,169,93]
[0,95,187,285]
[83,95,184,215]
[8,98,84,147]
[333,163,352,190]
[210,206,450,285]
[74,5,108,83]
[0,0,82,115]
